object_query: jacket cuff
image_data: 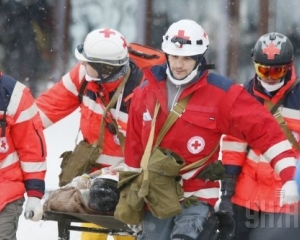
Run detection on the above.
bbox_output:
[27,190,44,199]
[279,166,296,184]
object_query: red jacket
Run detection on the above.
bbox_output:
[222,67,300,213]
[36,61,142,168]
[0,73,46,211]
[125,65,296,207]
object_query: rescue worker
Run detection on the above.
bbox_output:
[220,32,300,240]
[36,28,142,240]
[123,20,299,240]
[0,72,47,240]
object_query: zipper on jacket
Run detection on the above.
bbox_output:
[35,129,45,157]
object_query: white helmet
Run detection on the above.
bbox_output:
[162,19,209,56]
[75,28,129,66]
[162,19,209,85]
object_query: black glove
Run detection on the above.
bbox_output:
[218,175,237,216]
[197,160,225,181]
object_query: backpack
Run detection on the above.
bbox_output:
[128,42,166,70]
[78,43,166,103]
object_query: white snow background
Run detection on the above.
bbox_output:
[17,109,82,240]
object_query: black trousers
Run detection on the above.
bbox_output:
[232,203,300,240]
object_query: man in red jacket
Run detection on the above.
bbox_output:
[36,28,142,240]
[220,32,300,240]
[123,20,299,240]
[0,72,47,240]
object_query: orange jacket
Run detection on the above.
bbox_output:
[0,73,47,211]
[36,61,142,168]
[222,69,300,213]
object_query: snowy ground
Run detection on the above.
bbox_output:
[17,109,82,240]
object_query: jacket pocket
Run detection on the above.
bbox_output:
[181,107,217,130]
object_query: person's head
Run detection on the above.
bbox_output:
[75,28,129,83]
[88,177,120,213]
[252,32,294,91]
[161,19,209,85]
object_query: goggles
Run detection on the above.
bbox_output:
[88,62,122,76]
[254,62,290,80]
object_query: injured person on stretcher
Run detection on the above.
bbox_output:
[42,164,138,240]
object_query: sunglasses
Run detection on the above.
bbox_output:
[254,62,290,80]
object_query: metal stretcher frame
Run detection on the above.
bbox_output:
[43,211,134,240]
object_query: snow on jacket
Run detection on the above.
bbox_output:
[36,61,143,168]
[222,67,300,213]
[125,64,297,207]
[0,73,47,211]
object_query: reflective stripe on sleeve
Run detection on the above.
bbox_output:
[222,141,247,152]
[7,82,26,116]
[37,106,53,128]
[95,154,125,166]
[263,140,292,161]
[0,152,18,169]
[21,161,47,172]
[16,103,38,124]
[62,73,79,96]
[184,187,220,199]
[274,157,296,175]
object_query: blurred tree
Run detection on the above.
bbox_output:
[49,0,71,84]
[227,0,240,82]
[0,0,54,96]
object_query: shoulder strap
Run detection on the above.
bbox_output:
[270,79,300,114]
[78,78,88,103]
[154,94,192,148]
[180,142,220,172]
[140,95,192,169]
[95,68,131,155]
[140,101,160,169]
[265,100,300,152]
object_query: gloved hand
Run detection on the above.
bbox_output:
[280,180,299,206]
[197,160,225,181]
[24,197,43,221]
[218,175,237,216]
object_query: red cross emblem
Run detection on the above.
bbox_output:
[0,137,8,153]
[262,42,280,59]
[191,140,201,150]
[1,140,6,149]
[187,136,205,154]
[99,29,115,38]
[120,36,127,48]
[174,30,190,48]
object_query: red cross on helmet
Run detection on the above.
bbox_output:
[161,19,209,56]
[75,28,129,66]
[252,32,293,66]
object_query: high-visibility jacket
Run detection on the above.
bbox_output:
[124,64,297,207]
[222,67,300,213]
[36,61,143,168]
[0,73,47,211]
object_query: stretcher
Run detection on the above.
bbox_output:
[43,211,134,240]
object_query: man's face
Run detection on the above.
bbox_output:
[168,55,196,79]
